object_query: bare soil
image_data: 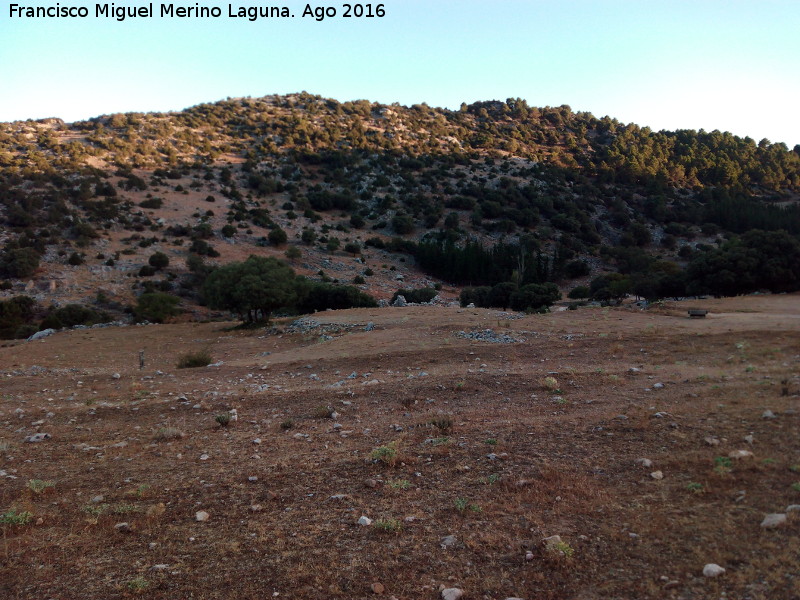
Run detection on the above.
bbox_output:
[1,295,799,599]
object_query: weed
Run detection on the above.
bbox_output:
[714,456,733,474]
[0,440,10,453]
[371,442,398,466]
[454,497,481,513]
[83,503,110,518]
[27,479,55,494]
[177,349,212,369]
[388,479,411,490]
[686,482,704,493]
[0,509,33,525]
[789,464,800,473]
[153,426,184,441]
[553,541,575,558]
[374,518,402,533]
[485,473,500,485]
[484,438,498,446]
[543,376,559,391]
[791,482,800,493]
[762,458,776,465]
[314,405,334,419]
[134,484,151,499]
[215,412,233,427]
[431,436,451,446]
[112,503,141,514]
[280,418,294,430]
[126,577,150,592]
[430,416,453,433]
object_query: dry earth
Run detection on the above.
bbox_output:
[1,295,799,599]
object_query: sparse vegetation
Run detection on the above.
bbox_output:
[177,349,212,369]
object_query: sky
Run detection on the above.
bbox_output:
[1,0,799,146]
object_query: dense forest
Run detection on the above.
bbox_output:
[1,93,799,336]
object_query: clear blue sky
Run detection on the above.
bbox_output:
[1,0,798,146]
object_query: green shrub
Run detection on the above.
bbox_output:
[391,288,437,304]
[134,292,180,323]
[177,350,212,369]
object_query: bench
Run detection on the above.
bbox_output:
[688,309,708,318]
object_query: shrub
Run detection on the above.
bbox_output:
[568,285,590,299]
[221,224,237,238]
[459,286,491,307]
[177,350,212,369]
[0,248,40,277]
[268,227,288,246]
[295,281,377,313]
[134,292,180,323]
[67,252,84,266]
[370,442,398,466]
[139,198,163,209]
[510,283,561,312]
[148,251,169,270]
[138,265,156,277]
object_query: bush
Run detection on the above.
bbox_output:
[177,350,212,369]
[221,224,236,238]
[67,252,84,266]
[268,227,288,246]
[139,198,163,209]
[564,259,590,278]
[568,285,590,299]
[0,248,40,278]
[148,251,169,270]
[459,286,491,307]
[296,281,378,313]
[0,296,37,339]
[138,265,156,277]
[134,292,180,323]
[509,283,561,312]
[40,304,109,329]
[391,288,437,304]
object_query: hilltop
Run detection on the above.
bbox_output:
[1,93,800,334]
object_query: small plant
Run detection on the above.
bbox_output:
[153,426,184,441]
[454,498,481,513]
[112,502,141,514]
[388,479,411,490]
[789,464,800,473]
[791,482,800,493]
[126,576,150,592]
[431,436,451,446]
[430,416,453,433]
[374,518,402,533]
[370,442,398,466]
[177,349,212,369]
[484,473,500,485]
[215,412,233,427]
[714,456,733,474]
[0,509,33,525]
[484,438,498,446]
[553,541,575,558]
[83,503,110,522]
[686,482,704,493]
[543,376,559,391]
[314,405,334,419]
[280,418,294,430]
[27,479,55,494]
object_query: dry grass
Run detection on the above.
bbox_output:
[0,296,799,599]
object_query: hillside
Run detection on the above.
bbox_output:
[1,93,800,334]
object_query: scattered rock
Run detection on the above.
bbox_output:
[248,476,258,482]
[364,322,375,332]
[114,522,131,533]
[195,511,210,522]
[762,410,776,419]
[542,534,564,551]
[786,505,800,512]
[112,373,121,379]
[250,504,263,512]
[744,434,754,444]
[635,458,653,468]
[704,436,720,446]
[357,516,372,526]
[24,433,51,443]
[151,564,170,571]
[27,328,55,341]
[199,453,210,461]
[440,535,458,548]
[370,582,384,594]
[702,563,725,578]
[391,295,407,307]
[364,479,379,489]
[653,382,665,389]
[650,471,664,480]
[91,495,105,503]
[441,588,464,600]
[728,449,754,459]
[760,513,787,528]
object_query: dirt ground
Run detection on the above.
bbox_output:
[1,294,799,599]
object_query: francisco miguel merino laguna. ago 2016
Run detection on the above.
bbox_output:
[8,3,385,21]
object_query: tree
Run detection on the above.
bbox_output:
[509,283,561,312]
[285,246,301,262]
[203,256,297,322]
[326,237,341,253]
[1,248,40,278]
[344,242,361,256]
[148,251,169,270]
[568,285,590,299]
[268,227,288,246]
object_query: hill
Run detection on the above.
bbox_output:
[1,93,800,334]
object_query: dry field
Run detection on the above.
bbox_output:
[1,295,799,599]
